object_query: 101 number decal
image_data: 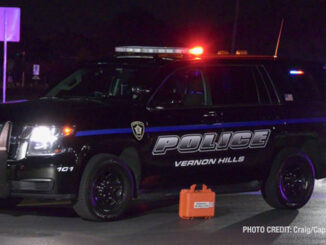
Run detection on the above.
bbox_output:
[57,166,74,172]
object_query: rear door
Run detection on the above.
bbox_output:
[204,64,276,181]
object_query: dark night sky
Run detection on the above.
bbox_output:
[1,0,326,61]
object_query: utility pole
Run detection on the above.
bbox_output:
[231,0,240,54]
[21,51,25,88]
[2,9,7,103]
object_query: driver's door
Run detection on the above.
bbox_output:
[141,67,222,189]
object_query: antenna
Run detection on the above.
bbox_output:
[274,18,284,58]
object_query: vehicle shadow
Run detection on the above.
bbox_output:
[125,192,233,220]
[0,193,231,220]
[125,194,179,219]
[0,202,78,218]
[0,194,182,219]
[211,209,298,245]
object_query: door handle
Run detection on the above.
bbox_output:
[202,111,217,118]
[201,111,219,124]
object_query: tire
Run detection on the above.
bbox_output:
[0,198,23,209]
[73,154,133,221]
[262,149,315,209]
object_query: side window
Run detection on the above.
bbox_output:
[206,66,260,106]
[151,69,207,108]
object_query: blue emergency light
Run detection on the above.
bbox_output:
[289,70,304,75]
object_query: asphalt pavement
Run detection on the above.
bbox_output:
[0,181,326,245]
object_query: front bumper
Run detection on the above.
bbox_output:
[6,153,79,199]
[0,121,81,200]
[10,178,75,199]
[0,122,79,199]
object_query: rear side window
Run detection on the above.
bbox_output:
[306,63,326,101]
[205,65,260,106]
[266,63,321,103]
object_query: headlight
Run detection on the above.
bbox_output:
[14,125,74,158]
[27,126,63,156]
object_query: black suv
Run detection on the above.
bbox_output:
[0,46,325,221]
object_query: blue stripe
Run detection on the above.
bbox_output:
[75,117,326,137]
[75,128,132,137]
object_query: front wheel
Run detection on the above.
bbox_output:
[74,154,133,221]
[262,149,315,209]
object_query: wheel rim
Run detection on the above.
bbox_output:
[279,155,314,205]
[91,169,124,214]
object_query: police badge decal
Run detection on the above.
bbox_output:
[131,121,145,141]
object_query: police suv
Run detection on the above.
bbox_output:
[0,46,325,221]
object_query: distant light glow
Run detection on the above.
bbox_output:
[289,70,304,75]
[189,46,204,56]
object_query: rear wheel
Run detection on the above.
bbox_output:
[74,155,132,221]
[262,149,315,209]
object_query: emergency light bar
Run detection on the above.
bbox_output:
[115,46,188,54]
[217,50,230,55]
[115,46,204,55]
[236,50,248,55]
[289,70,304,75]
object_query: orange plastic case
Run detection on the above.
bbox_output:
[179,184,215,219]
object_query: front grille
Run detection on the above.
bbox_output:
[8,136,18,160]
[8,124,26,161]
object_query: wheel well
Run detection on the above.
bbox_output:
[271,134,322,179]
[79,148,141,198]
[301,139,326,179]
[263,146,317,184]
[119,147,141,197]
[261,147,315,209]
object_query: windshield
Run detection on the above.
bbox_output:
[45,64,157,100]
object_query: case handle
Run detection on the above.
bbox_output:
[190,184,208,192]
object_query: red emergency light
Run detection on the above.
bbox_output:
[189,46,204,56]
